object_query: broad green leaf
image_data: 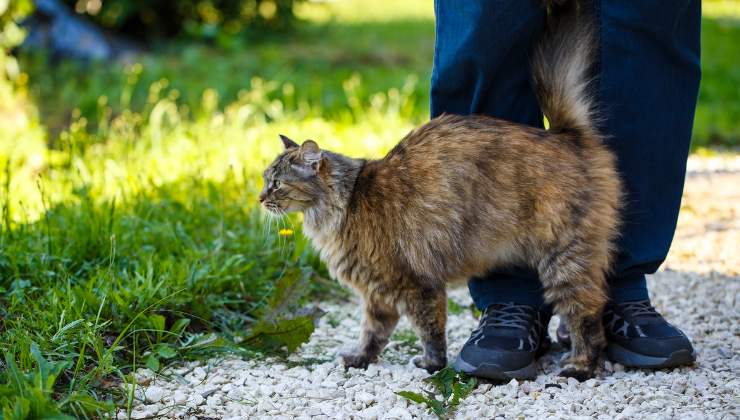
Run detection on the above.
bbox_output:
[243,313,318,353]
[450,376,477,407]
[3,353,25,395]
[425,366,456,400]
[145,355,160,372]
[395,390,427,404]
[156,345,178,359]
[263,268,309,323]
[170,318,191,336]
[147,314,166,332]
[396,367,478,419]
[427,398,446,417]
[30,343,67,393]
[6,396,30,420]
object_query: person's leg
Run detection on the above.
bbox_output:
[432,0,552,380]
[431,0,545,124]
[432,0,547,310]
[591,0,701,368]
[597,0,701,297]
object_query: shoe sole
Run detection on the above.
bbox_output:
[608,343,696,369]
[452,354,537,380]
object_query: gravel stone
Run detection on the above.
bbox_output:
[172,391,187,405]
[187,394,204,407]
[143,385,164,403]
[355,390,376,406]
[118,165,739,419]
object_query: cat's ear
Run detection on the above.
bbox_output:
[299,140,323,171]
[279,134,299,150]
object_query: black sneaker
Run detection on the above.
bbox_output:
[603,300,696,368]
[556,300,696,368]
[453,303,550,380]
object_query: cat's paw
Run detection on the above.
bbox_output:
[340,351,372,370]
[558,364,594,381]
[412,355,447,374]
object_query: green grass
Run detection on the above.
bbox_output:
[1,0,738,417]
[16,1,740,150]
[696,12,740,147]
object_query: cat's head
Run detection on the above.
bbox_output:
[259,135,329,214]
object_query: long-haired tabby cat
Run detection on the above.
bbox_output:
[260,0,621,380]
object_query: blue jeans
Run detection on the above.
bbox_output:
[431,0,701,307]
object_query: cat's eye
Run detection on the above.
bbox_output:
[272,180,282,189]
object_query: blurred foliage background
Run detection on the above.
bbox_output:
[0,0,738,417]
[0,0,33,117]
[62,0,303,40]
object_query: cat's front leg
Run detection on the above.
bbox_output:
[340,300,399,370]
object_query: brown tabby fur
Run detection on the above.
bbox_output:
[260,0,621,379]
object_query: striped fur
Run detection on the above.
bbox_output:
[260,0,621,379]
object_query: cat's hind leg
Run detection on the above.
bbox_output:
[404,285,448,373]
[539,245,608,380]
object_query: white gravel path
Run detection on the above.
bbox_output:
[122,160,740,419]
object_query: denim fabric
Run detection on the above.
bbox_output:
[431,0,701,308]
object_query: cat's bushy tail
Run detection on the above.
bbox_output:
[532,0,597,135]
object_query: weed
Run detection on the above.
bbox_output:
[391,329,420,350]
[396,366,478,419]
[447,299,465,316]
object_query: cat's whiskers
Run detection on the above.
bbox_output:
[265,212,273,244]
[261,209,271,240]
[274,213,285,253]
[276,209,294,256]
[283,213,295,256]
[268,206,286,251]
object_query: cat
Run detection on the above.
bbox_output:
[259,0,621,380]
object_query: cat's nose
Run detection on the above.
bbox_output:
[258,192,266,203]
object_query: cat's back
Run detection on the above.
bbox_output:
[344,113,614,279]
[346,114,543,278]
[382,114,553,169]
[371,114,563,192]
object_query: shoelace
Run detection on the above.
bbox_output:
[477,303,538,332]
[468,303,543,350]
[612,300,662,319]
[604,300,663,337]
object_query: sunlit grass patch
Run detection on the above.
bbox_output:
[2,71,418,226]
[1,0,739,416]
[704,0,740,19]
[1,64,419,416]
[697,14,740,148]
[297,0,434,23]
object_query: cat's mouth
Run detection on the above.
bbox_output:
[262,201,285,215]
